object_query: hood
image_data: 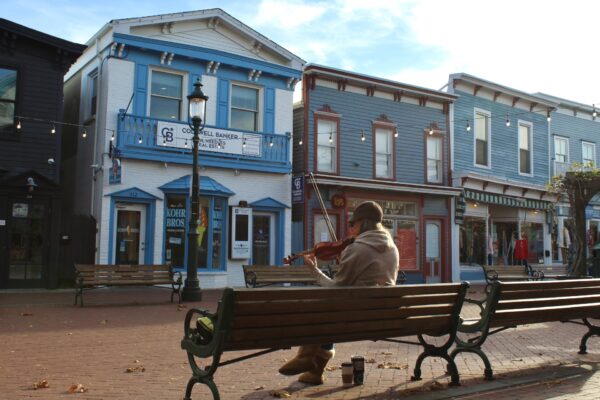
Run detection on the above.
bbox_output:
[354,230,396,252]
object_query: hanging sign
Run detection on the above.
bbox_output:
[331,194,346,208]
[157,121,261,157]
[109,158,121,184]
[292,175,304,204]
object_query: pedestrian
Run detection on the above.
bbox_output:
[278,201,399,385]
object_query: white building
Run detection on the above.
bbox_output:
[63,9,304,288]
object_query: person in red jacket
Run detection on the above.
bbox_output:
[514,232,529,267]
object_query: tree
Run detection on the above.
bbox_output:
[548,163,600,276]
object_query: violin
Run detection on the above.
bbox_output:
[283,237,354,265]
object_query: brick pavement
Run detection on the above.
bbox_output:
[1,285,599,399]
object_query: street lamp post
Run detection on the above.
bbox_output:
[182,79,209,302]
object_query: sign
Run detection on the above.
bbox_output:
[165,206,186,230]
[229,206,252,259]
[455,194,466,225]
[331,194,345,208]
[157,121,262,157]
[292,176,304,204]
[109,158,121,184]
[12,203,28,218]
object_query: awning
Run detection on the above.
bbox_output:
[464,189,550,210]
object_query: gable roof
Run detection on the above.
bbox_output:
[87,8,304,69]
[0,18,86,54]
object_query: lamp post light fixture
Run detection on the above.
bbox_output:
[182,79,209,302]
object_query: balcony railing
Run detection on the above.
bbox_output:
[115,111,291,172]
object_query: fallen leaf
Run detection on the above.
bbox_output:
[511,358,523,362]
[99,320,108,325]
[134,360,140,364]
[325,365,340,371]
[269,390,291,398]
[125,365,146,373]
[32,380,49,389]
[366,358,377,363]
[21,312,34,317]
[377,361,408,370]
[177,304,187,311]
[67,332,73,336]
[380,351,393,355]
[67,383,87,393]
[254,386,265,390]
[546,379,563,387]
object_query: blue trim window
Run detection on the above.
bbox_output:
[231,83,259,131]
[150,69,184,120]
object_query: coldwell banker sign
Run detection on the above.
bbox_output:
[157,121,262,157]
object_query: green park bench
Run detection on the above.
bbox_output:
[180,283,469,399]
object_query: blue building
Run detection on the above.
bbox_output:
[448,74,558,281]
[536,93,600,263]
[293,65,461,283]
[63,9,304,288]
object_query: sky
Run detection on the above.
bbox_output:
[3,0,600,106]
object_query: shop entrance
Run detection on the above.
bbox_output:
[252,213,274,265]
[491,222,518,266]
[425,220,442,283]
[5,200,49,288]
[114,204,146,264]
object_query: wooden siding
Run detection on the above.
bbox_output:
[550,112,600,168]
[306,86,449,185]
[453,89,550,185]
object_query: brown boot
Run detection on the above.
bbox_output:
[278,345,320,376]
[298,348,335,385]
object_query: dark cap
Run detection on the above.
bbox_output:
[349,201,383,223]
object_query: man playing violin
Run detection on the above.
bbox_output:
[278,201,399,385]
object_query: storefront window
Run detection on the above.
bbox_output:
[350,198,419,270]
[460,217,486,265]
[164,195,187,268]
[521,222,544,264]
[313,213,338,243]
[212,198,224,269]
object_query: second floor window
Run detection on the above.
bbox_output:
[375,126,394,178]
[474,111,490,167]
[316,117,338,173]
[582,142,596,166]
[427,135,442,183]
[519,122,532,175]
[231,84,258,131]
[554,137,568,163]
[0,67,17,133]
[150,70,183,120]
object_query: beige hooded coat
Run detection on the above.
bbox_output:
[313,229,399,287]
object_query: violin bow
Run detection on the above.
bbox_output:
[308,172,338,242]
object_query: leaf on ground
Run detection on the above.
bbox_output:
[546,379,563,387]
[269,390,291,398]
[21,312,34,317]
[99,320,108,325]
[511,358,523,362]
[377,361,408,370]
[254,386,265,390]
[177,304,187,311]
[32,380,49,389]
[67,383,87,393]
[380,351,393,355]
[366,358,377,363]
[325,365,340,371]
[125,365,146,373]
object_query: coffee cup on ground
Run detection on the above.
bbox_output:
[351,355,365,385]
[341,362,353,386]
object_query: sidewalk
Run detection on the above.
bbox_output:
[1,285,599,399]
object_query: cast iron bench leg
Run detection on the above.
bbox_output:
[451,347,494,380]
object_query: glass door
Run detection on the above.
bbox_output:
[252,213,274,265]
[425,220,441,283]
[114,204,146,264]
[8,201,48,287]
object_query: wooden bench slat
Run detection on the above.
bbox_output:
[499,286,600,300]
[500,279,600,290]
[492,302,600,327]
[496,294,600,310]
[231,304,455,329]
[226,315,453,349]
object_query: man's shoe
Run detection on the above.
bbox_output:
[278,345,320,376]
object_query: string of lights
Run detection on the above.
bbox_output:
[297,104,600,146]
[14,115,89,138]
